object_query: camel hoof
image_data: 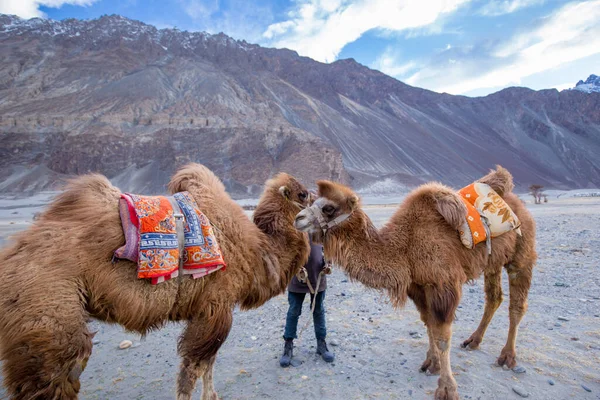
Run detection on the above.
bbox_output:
[419,357,441,375]
[497,348,517,369]
[461,336,481,350]
[434,383,459,400]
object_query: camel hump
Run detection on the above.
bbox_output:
[433,190,468,230]
[168,163,225,195]
[477,165,514,197]
[41,174,120,222]
[408,183,467,230]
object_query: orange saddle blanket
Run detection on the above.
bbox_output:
[114,191,226,284]
[457,183,522,253]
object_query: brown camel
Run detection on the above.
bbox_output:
[0,163,311,400]
[294,166,536,400]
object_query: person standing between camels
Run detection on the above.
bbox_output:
[280,235,335,366]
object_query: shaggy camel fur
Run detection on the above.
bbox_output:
[0,163,311,400]
[294,166,536,400]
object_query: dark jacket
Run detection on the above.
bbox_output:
[288,239,327,293]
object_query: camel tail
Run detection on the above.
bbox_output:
[477,165,514,197]
[168,163,226,195]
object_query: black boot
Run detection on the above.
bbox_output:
[280,338,294,367]
[316,339,334,363]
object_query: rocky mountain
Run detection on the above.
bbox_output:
[1,14,599,196]
[572,74,600,94]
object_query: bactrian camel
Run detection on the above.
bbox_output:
[294,166,536,400]
[0,163,311,400]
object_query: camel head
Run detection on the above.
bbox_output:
[269,172,312,210]
[254,172,313,235]
[294,180,359,235]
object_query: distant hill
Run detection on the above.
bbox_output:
[1,14,599,195]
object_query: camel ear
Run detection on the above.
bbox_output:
[279,186,290,199]
[316,180,332,196]
[347,194,359,210]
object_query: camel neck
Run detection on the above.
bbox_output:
[239,200,308,310]
[324,208,411,307]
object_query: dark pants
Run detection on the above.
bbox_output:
[283,290,327,340]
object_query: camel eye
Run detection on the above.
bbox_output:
[298,191,308,201]
[322,205,335,216]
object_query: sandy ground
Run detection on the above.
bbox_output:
[0,195,599,400]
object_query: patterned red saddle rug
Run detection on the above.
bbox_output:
[114,191,226,284]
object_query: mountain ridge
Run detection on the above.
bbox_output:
[1,14,599,195]
[572,74,600,94]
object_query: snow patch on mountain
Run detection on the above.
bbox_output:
[571,74,600,93]
[0,14,257,54]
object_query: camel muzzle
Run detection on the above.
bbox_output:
[293,212,312,231]
[294,205,352,235]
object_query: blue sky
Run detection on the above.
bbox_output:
[2,0,599,96]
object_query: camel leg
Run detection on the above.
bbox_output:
[1,294,93,400]
[409,284,440,374]
[200,355,218,400]
[178,357,217,400]
[461,269,503,350]
[425,284,460,400]
[421,315,442,375]
[497,263,532,368]
[431,321,459,400]
[176,307,232,400]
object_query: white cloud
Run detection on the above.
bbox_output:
[179,0,274,42]
[262,0,472,63]
[371,48,418,78]
[479,0,545,16]
[181,0,219,20]
[399,0,600,95]
[0,0,98,19]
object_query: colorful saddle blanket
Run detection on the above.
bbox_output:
[114,191,226,284]
[457,183,522,253]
